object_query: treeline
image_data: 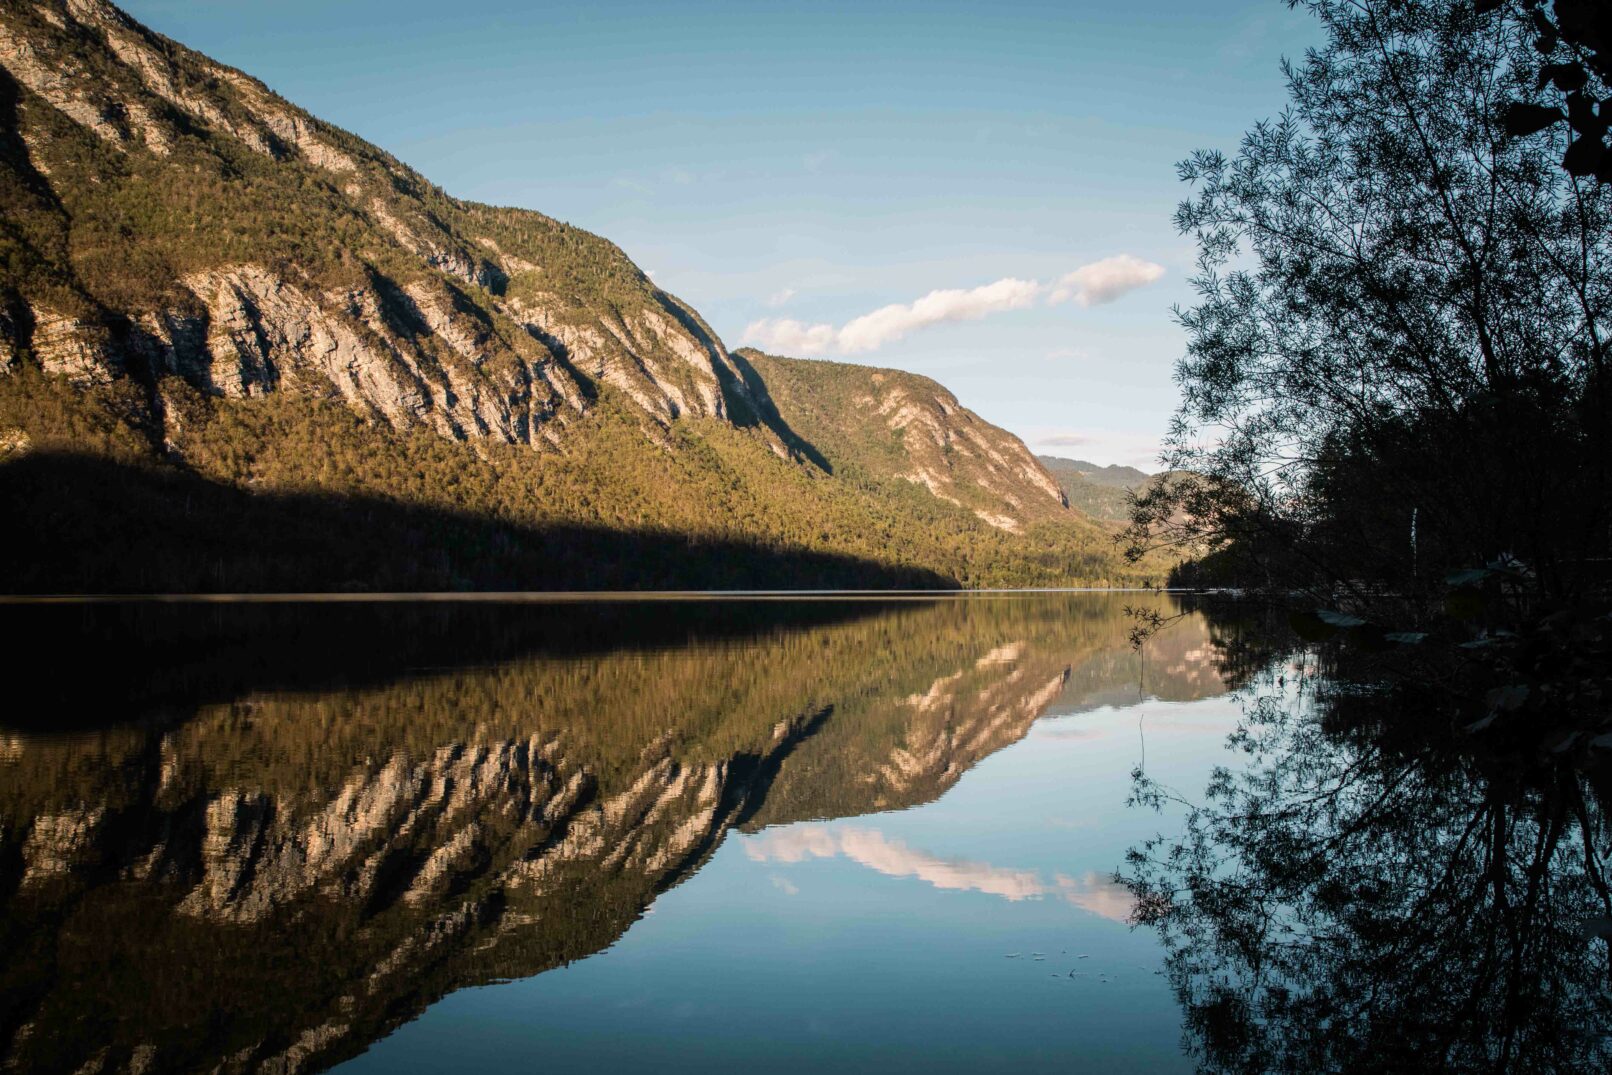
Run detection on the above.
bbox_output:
[0,370,1159,592]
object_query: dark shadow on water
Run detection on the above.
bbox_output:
[0,595,916,735]
[0,451,947,594]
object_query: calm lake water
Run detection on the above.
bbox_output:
[4,593,1603,1072]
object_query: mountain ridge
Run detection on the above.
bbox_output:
[0,0,1170,588]
[1036,454,1157,523]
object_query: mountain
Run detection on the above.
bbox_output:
[737,350,1069,533]
[0,0,1168,589]
[1036,454,1154,523]
[1048,457,1152,490]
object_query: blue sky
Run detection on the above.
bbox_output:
[120,0,1319,469]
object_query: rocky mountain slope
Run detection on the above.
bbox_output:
[0,0,758,446]
[738,350,1068,534]
[0,0,1168,588]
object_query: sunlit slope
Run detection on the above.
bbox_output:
[0,0,1171,588]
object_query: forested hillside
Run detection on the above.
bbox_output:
[1036,455,1153,522]
[0,0,1167,591]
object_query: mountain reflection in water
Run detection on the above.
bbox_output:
[8,594,1607,1073]
[0,593,1225,1074]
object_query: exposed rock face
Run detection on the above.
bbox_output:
[28,311,121,386]
[736,350,1070,532]
[0,0,772,452]
[160,265,583,445]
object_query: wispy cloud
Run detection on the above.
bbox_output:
[1031,429,1163,470]
[744,825,1137,922]
[1053,871,1136,923]
[766,287,797,308]
[743,256,1163,356]
[745,825,1045,901]
[1048,255,1166,308]
[1037,433,1095,449]
[746,277,1040,356]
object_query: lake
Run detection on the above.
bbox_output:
[1,592,1604,1072]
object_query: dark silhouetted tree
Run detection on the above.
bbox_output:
[1128,0,1612,609]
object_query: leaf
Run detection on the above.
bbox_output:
[1446,568,1490,586]
[1384,631,1427,644]
[1472,0,1504,13]
[1466,713,1499,733]
[1315,609,1366,628]
[1503,101,1565,137]
[1562,135,1603,177]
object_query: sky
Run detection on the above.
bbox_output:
[119,0,1320,470]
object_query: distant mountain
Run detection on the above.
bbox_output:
[1036,455,1155,523]
[1052,457,1152,490]
[0,0,1171,589]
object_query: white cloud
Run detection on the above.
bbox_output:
[745,826,1137,921]
[769,873,800,896]
[1048,255,1165,308]
[1053,871,1136,923]
[1037,433,1095,449]
[766,287,797,308]
[1031,429,1163,470]
[745,276,1040,356]
[745,824,1046,902]
[743,257,1163,356]
[741,318,841,356]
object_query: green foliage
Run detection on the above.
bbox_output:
[0,0,1174,592]
[0,368,1166,590]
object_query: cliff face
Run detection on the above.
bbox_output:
[0,0,768,450]
[738,349,1068,533]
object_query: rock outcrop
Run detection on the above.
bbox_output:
[736,349,1069,532]
[0,0,776,453]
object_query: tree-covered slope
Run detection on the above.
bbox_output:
[0,0,1169,590]
[736,349,1074,532]
[1036,455,1152,523]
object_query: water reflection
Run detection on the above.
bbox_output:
[0,593,1223,1074]
[1123,621,1612,1072]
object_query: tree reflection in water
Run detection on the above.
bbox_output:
[1124,636,1612,1073]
